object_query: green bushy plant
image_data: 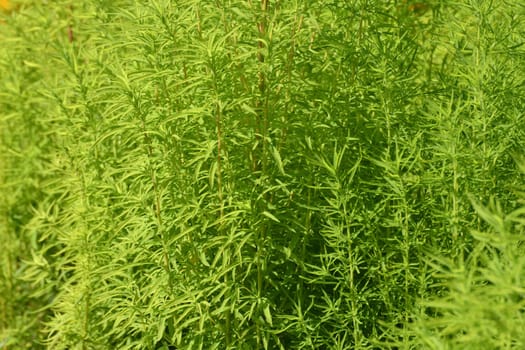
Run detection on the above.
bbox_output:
[1,0,524,349]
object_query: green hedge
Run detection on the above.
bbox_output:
[1,1,524,349]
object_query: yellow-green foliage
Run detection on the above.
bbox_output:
[1,1,524,349]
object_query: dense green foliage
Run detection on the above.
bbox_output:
[1,0,524,349]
